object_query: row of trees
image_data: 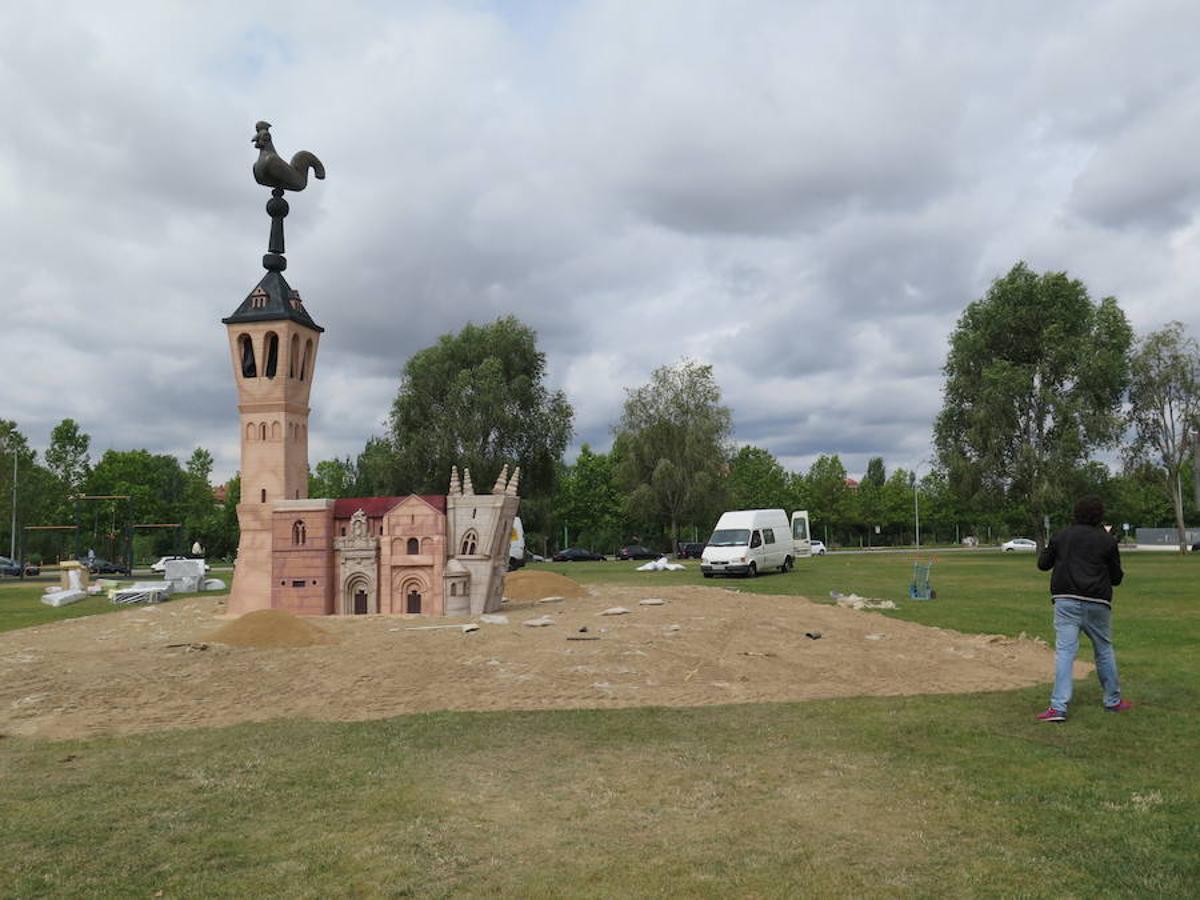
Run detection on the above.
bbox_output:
[5,262,1198,562]
[0,419,238,565]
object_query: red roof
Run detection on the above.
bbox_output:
[332,495,446,518]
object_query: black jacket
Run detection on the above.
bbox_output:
[1037,524,1124,606]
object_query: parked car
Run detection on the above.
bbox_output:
[1001,538,1037,552]
[552,548,606,562]
[675,541,706,559]
[81,557,131,575]
[616,545,661,561]
[0,556,40,577]
[810,540,827,556]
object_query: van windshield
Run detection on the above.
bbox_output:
[708,529,750,547]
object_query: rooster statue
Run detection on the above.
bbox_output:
[252,121,325,192]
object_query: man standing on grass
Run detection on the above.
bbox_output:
[1036,495,1132,722]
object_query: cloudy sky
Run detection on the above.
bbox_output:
[3,0,1199,483]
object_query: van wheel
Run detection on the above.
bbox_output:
[747,562,757,578]
[780,556,793,573]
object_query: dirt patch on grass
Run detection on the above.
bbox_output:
[0,584,1084,740]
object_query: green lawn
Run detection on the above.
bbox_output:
[2,553,1197,897]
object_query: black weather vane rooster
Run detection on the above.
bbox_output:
[252,121,326,192]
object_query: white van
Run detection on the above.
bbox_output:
[508,516,526,571]
[790,510,813,559]
[701,509,793,578]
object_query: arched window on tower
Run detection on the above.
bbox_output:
[460,530,478,556]
[406,537,419,555]
[300,339,313,382]
[265,332,279,378]
[246,423,256,441]
[292,520,306,545]
[238,334,257,378]
[289,334,299,378]
[260,423,267,441]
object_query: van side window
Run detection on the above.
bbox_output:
[750,531,762,548]
[763,528,775,544]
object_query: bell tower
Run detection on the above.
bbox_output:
[223,125,326,615]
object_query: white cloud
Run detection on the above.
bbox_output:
[2,0,1199,485]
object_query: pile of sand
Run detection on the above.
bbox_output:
[208,609,335,648]
[503,570,587,601]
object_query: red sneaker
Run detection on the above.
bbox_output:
[1036,707,1067,722]
[1105,699,1133,713]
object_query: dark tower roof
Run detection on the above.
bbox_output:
[222,270,324,332]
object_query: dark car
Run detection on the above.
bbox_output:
[675,541,706,559]
[81,557,131,575]
[616,545,661,561]
[552,547,606,562]
[0,556,40,577]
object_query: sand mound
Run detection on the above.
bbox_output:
[504,570,587,601]
[208,609,335,648]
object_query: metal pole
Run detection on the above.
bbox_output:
[914,482,921,549]
[9,449,15,559]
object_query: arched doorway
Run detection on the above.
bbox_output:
[406,588,422,614]
[343,574,374,616]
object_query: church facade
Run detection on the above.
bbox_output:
[221,269,518,618]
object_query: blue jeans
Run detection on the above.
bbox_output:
[1051,598,1121,712]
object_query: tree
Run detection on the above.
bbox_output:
[726,445,790,511]
[864,457,886,489]
[309,457,357,499]
[934,263,1132,546]
[553,445,623,551]
[86,450,188,560]
[44,419,91,493]
[1125,322,1200,551]
[1,421,41,557]
[804,454,851,543]
[613,359,732,542]
[386,316,573,503]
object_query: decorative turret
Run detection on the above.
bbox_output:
[492,465,509,494]
[462,468,475,496]
[449,466,461,496]
[506,466,521,497]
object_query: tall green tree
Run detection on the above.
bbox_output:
[1,421,42,558]
[553,445,623,551]
[1125,321,1200,551]
[386,316,573,505]
[726,445,790,511]
[613,359,732,542]
[86,450,188,560]
[804,454,851,543]
[934,262,1132,546]
[44,419,91,493]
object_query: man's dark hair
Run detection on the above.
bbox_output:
[1073,495,1105,526]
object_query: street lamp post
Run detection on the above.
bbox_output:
[8,445,16,560]
[914,477,921,549]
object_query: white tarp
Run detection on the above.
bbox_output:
[636,556,686,572]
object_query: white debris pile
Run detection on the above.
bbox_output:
[830,591,897,611]
[636,556,686,572]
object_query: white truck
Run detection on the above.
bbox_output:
[701,509,796,578]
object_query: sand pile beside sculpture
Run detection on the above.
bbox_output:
[503,570,587,601]
[208,609,335,648]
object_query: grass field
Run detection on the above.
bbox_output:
[2,553,1198,897]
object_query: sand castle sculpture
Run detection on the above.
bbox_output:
[222,123,519,617]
